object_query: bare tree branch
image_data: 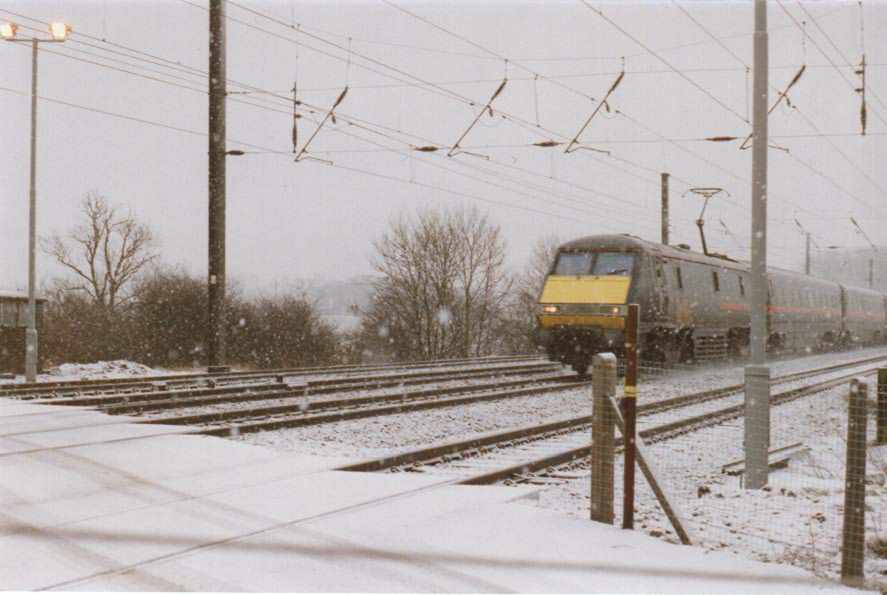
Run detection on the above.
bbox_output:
[41,192,158,311]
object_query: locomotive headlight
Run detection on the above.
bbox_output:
[541,304,559,314]
[608,305,628,316]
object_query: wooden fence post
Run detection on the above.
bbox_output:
[841,377,868,587]
[591,352,617,524]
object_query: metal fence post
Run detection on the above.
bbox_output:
[841,377,868,587]
[622,304,639,530]
[878,369,887,445]
[591,352,617,524]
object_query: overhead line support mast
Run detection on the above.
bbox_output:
[744,0,771,490]
[208,0,228,373]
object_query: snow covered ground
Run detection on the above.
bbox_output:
[7,349,887,588]
[237,347,887,589]
[241,347,887,461]
[0,359,173,384]
[537,379,887,588]
[0,395,872,593]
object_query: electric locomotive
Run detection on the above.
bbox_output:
[535,234,887,374]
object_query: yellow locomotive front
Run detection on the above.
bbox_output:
[535,245,636,375]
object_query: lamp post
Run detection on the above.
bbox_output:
[2,21,70,382]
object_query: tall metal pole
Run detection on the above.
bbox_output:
[24,38,39,382]
[744,0,771,490]
[660,172,670,245]
[805,233,811,276]
[207,0,227,372]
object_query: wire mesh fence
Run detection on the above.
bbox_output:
[589,355,887,590]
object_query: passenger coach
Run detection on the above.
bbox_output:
[535,234,887,374]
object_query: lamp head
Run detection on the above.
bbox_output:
[0,22,18,40]
[49,22,70,41]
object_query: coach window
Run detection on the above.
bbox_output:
[674,265,683,290]
[712,270,720,292]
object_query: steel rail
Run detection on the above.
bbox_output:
[469,367,882,485]
[193,378,592,437]
[136,373,575,425]
[36,361,561,409]
[338,357,887,485]
[0,354,542,397]
[100,367,565,415]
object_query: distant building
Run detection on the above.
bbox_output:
[0,290,46,375]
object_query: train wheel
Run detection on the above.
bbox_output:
[572,360,590,377]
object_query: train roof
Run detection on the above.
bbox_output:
[558,234,885,295]
[558,234,750,271]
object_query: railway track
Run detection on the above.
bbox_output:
[35,360,563,410]
[338,355,887,486]
[0,354,543,400]
[162,374,586,436]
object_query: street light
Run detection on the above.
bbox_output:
[2,20,70,382]
[0,22,17,39]
[49,22,70,41]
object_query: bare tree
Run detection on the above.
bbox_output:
[517,234,561,309]
[360,206,509,360]
[496,235,561,353]
[42,192,157,311]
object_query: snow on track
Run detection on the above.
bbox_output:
[241,348,887,462]
[239,385,593,459]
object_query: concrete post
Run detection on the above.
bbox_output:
[591,352,617,524]
[744,0,771,490]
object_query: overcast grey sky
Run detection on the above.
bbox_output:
[1,0,885,293]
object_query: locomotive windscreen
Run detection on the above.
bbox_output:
[592,253,634,276]
[552,251,634,277]
[553,252,593,275]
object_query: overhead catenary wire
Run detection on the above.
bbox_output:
[177,0,724,204]
[795,0,885,118]
[0,31,669,227]
[670,0,887,219]
[209,0,824,222]
[0,33,666,222]
[579,0,749,125]
[0,2,864,258]
[213,0,756,203]
[0,11,833,268]
[180,0,680,193]
[0,1,814,235]
[775,0,887,130]
[0,36,656,227]
[0,84,625,229]
[0,10,663,217]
